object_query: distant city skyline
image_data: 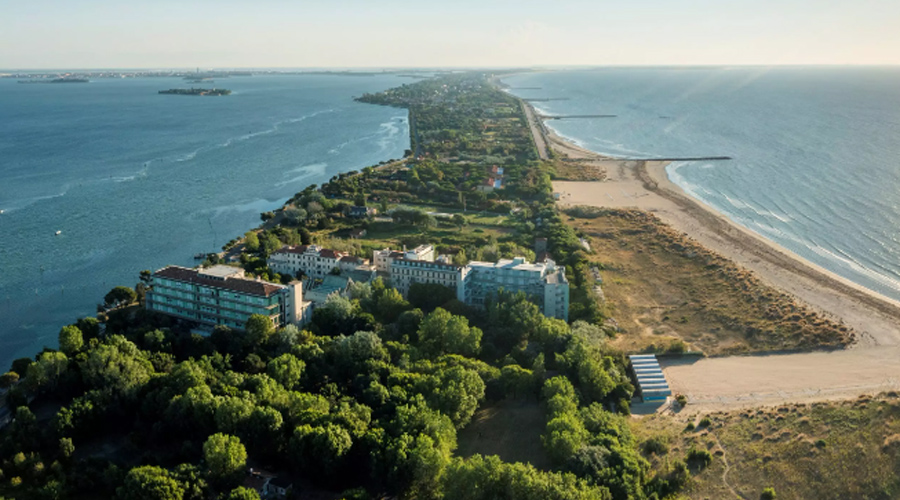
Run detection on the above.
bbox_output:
[3,0,899,69]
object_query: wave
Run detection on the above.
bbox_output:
[275,163,328,187]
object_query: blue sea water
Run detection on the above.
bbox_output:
[506,67,900,305]
[0,74,410,370]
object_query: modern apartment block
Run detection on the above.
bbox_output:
[146,265,308,330]
[380,245,571,320]
[466,257,570,320]
[267,245,372,280]
[373,244,435,273]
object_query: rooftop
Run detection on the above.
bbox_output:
[154,266,285,297]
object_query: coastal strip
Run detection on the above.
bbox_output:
[527,99,900,348]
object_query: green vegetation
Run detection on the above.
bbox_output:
[0,72,700,499]
[563,206,853,355]
[634,394,900,499]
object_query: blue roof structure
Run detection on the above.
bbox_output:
[629,354,671,402]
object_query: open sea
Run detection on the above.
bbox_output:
[506,67,900,307]
[0,74,410,370]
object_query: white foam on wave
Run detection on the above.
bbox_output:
[275,163,328,187]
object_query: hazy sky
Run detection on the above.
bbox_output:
[3,0,899,69]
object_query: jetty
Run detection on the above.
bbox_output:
[541,114,617,120]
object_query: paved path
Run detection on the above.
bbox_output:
[521,102,549,160]
[661,347,900,412]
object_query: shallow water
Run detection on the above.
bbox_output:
[0,74,410,369]
[507,67,900,305]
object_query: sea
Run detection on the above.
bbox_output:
[0,74,411,370]
[505,67,900,307]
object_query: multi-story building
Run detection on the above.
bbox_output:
[390,258,468,301]
[267,245,348,279]
[146,265,308,330]
[465,257,570,320]
[373,244,434,273]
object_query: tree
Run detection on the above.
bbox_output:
[267,354,305,389]
[452,213,468,231]
[0,371,19,388]
[245,314,274,347]
[75,316,101,340]
[291,423,353,475]
[408,282,456,312]
[244,232,260,253]
[59,325,84,355]
[354,193,367,207]
[418,308,482,358]
[227,487,261,500]
[59,437,75,460]
[117,465,185,500]
[284,207,307,226]
[298,227,312,245]
[260,211,275,222]
[203,434,247,483]
[376,288,411,323]
[104,286,137,308]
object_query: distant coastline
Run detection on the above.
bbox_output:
[158,88,231,96]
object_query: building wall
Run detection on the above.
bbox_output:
[268,246,340,279]
[390,259,466,302]
[146,270,304,330]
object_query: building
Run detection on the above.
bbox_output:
[266,477,294,498]
[145,265,308,330]
[373,244,434,273]
[267,245,346,280]
[349,228,367,239]
[466,257,569,320]
[390,258,468,302]
[348,205,377,218]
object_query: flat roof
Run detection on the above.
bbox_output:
[199,265,244,279]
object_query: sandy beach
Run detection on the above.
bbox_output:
[532,103,900,410]
[545,118,900,349]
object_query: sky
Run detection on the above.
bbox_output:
[2,0,899,69]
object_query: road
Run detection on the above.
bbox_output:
[661,346,900,412]
[521,102,549,160]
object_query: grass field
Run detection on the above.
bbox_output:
[633,393,900,500]
[456,399,551,470]
[564,207,852,356]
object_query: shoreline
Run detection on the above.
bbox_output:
[533,103,900,348]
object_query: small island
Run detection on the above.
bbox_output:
[158,87,231,96]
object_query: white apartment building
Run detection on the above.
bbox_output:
[465,257,570,320]
[390,258,468,301]
[268,245,350,279]
[373,244,435,273]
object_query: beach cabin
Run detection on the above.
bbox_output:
[629,354,672,403]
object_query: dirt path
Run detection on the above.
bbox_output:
[661,347,900,412]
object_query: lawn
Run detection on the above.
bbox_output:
[456,399,551,470]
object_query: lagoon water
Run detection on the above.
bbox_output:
[507,67,900,306]
[0,74,410,370]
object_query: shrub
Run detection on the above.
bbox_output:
[698,417,711,428]
[685,422,695,431]
[686,448,712,468]
[642,436,669,455]
[675,394,687,407]
[760,487,777,500]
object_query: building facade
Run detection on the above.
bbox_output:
[373,244,435,273]
[464,257,570,320]
[267,245,347,279]
[146,265,307,330]
[389,258,468,301]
